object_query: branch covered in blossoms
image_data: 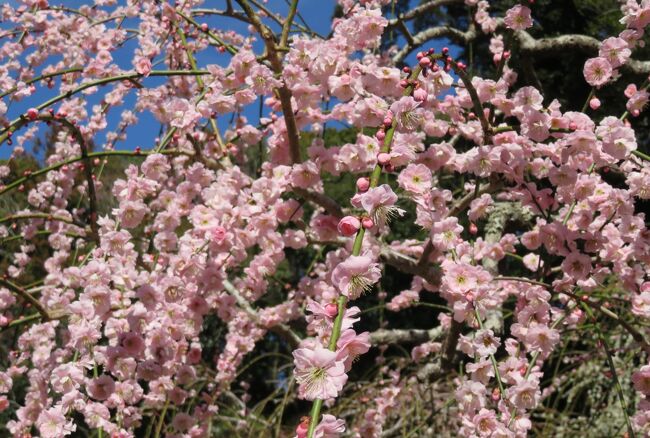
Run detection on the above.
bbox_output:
[0,1,649,437]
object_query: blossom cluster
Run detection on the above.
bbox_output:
[0,0,649,437]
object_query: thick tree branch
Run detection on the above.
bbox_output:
[514,31,650,75]
[370,325,444,345]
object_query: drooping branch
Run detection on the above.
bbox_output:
[236,0,302,164]
[0,279,50,321]
[0,70,211,146]
[223,280,301,349]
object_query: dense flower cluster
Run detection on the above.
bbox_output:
[0,0,649,437]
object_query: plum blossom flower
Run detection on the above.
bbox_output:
[633,365,650,395]
[314,414,346,437]
[336,329,370,370]
[37,405,76,438]
[88,374,115,401]
[431,217,464,250]
[599,37,631,68]
[561,251,592,281]
[390,96,423,131]
[583,57,613,87]
[472,409,499,436]
[474,329,500,357]
[397,163,432,194]
[507,379,541,410]
[468,194,493,222]
[331,256,381,300]
[293,346,348,401]
[504,5,533,30]
[524,323,560,358]
[358,184,405,226]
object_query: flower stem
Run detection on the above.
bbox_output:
[304,55,438,438]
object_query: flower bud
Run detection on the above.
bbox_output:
[356,177,370,192]
[337,216,361,236]
[361,217,374,229]
[324,303,339,318]
[377,153,391,166]
[418,57,431,67]
[469,223,478,235]
[296,418,309,438]
[589,97,601,110]
[413,88,428,102]
[26,108,38,120]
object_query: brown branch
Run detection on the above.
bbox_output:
[0,213,83,228]
[0,279,50,321]
[236,0,302,164]
[393,23,478,64]
[395,19,414,46]
[223,280,301,348]
[370,325,444,345]
[387,0,463,26]
[280,0,299,49]
[513,31,650,75]
[293,187,343,218]
[380,247,441,286]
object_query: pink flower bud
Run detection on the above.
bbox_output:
[419,57,431,67]
[399,79,409,88]
[376,129,386,141]
[324,303,338,318]
[356,177,370,192]
[296,419,310,438]
[383,116,393,127]
[624,83,637,98]
[212,226,227,243]
[26,108,38,120]
[200,23,208,32]
[569,122,578,130]
[469,223,478,235]
[377,153,391,166]
[337,216,361,236]
[361,217,374,229]
[413,88,427,102]
[589,97,601,110]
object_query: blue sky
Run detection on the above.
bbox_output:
[0,1,458,161]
